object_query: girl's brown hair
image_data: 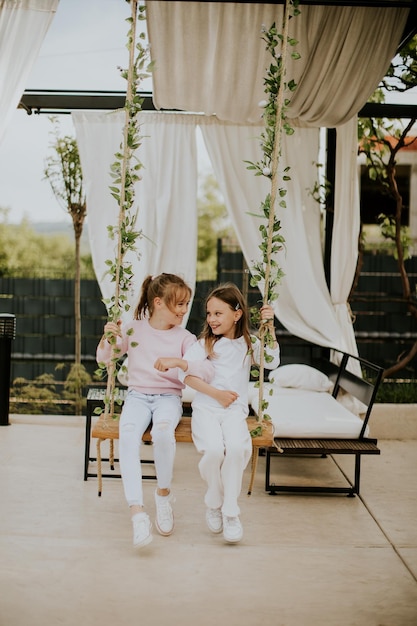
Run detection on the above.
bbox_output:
[200,282,251,358]
[134,273,192,320]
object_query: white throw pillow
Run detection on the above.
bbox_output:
[268,364,333,392]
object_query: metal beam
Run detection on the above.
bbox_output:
[18,91,417,118]
[18,90,155,115]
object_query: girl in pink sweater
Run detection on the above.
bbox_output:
[97,273,213,550]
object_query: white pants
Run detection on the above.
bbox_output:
[119,390,182,507]
[191,404,252,517]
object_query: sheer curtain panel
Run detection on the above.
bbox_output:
[0,0,59,145]
[72,110,199,322]
[146,2,409,126]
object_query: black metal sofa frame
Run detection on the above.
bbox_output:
[261,349,384,497]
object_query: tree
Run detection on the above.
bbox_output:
[356,35,417,379]
[197,174,234,279]
[44,118,88,413]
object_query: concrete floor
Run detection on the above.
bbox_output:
[1,412,417,626]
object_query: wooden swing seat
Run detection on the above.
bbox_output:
[85,387,273,496]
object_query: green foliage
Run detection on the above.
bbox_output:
[96,3,154,414]
[378,214,411,260]
[197,174,234,279]
[246,5,301,310]
[358,36,417,226]
[60,363,92,414]
[102,3,152,324]
[245,4,301,430]
[10,374,61,414]
[355,35,417,379]
[9,366,91,415]
[379,35,417,94]
[376,380,417,403]
[0,212,94,278]
[44,117,85,216]
[245,13,300,181]
[308,162,331,209]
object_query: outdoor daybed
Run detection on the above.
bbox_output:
[248,349,383,496]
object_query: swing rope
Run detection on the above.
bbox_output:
[248,1,292,495]
[99,0,139,428]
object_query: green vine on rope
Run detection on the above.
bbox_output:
[245,0,301,430]
[95,1,154,418]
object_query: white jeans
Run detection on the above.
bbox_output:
[119,390,182,507]
[191,404,252,517]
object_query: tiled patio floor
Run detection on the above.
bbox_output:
[1,413,416,626]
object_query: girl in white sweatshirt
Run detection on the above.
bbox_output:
[155,282,280,544]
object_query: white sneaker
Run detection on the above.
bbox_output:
[223,516,243,543]
[132,512,152,549]
[206,508,223,534]
[155,491,175,536]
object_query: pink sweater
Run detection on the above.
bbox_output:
[96,319,213,395]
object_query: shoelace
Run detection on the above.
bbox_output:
[157,501,172,523]
[224,516,239,527]
[133,517,149,539]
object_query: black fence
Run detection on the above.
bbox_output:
[216,245,417,379]
[0,250,416,384]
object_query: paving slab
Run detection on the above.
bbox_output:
[0,415,416,626]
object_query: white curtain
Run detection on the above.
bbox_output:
[0,0,59,146]
[145,1,409,355]
[72,110,199,322]
[331,117,362,358]
[146,2,409,126]
[199,119,347,351]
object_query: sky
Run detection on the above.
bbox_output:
[0,0,416,225]
[0,0,214,226]
[0,0,139,224]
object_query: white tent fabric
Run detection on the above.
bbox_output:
[72,110,199,322]
[73,108,359,356]
[71,3,409,362]
[146,2,409,126]
[199,119,348,351]
[0,0,59,146]
[143,1,409,358]
[331,116,362,362]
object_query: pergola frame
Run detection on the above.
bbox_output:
[15,0,417,292]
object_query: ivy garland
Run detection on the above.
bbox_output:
[246,0,301,437]
[96,1,154,419]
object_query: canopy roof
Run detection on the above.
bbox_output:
[3,0,416,365]
[17,0,417,118]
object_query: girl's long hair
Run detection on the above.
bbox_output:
[200,282,251,358]
[134,273,192,320]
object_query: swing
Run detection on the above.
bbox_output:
[92,0,290,498]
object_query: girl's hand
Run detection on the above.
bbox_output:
[260,304,274,323]
[102,321,121,342]
[259,304,277,343]
[154,357,184,372]
[214,389,239,408]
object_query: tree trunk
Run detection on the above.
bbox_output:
[74,230,82,415]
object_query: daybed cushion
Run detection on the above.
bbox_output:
[249,383,369,439]
[268,364,333,392]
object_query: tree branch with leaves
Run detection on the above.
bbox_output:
[357,34,417,379]
[44,117,89,414]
